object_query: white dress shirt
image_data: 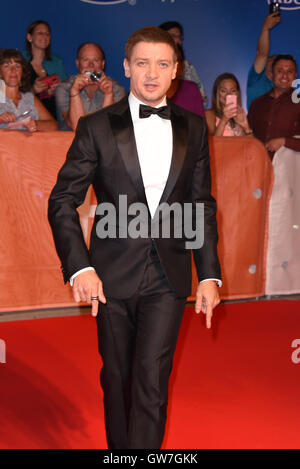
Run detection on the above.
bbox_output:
[128,92,172,218]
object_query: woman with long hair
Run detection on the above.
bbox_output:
[22,20,67,119]
[205,73,253,136]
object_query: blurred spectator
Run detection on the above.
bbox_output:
[247,13,281,110]
[167,44,204,116]
[159,21,208,108]
[22,20,67,119]
[205,73,253,136]
[248,55,300,159]
[55,42,126,130]
[0,49,58,131]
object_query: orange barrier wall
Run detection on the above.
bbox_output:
[0,131,273,312]
[190,136,273,300]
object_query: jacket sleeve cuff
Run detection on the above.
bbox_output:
[200,278,222,287]
[69,267,95,286]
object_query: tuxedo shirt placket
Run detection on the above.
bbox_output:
[128,93,173,218]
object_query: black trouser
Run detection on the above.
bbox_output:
[96,246,186,449]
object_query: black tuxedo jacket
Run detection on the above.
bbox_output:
[48,96,221,298]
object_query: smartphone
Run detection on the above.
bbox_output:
[39,74,60,99]
[269,2,280,16]
[41,74,60,87]
[226,94,237,107]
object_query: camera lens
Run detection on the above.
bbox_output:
[90,72,101,82]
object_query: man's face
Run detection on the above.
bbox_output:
[76,44,105,74]
[123,41,177,107]
[272,59,297,93]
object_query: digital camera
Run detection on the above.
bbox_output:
[85,71,102,82]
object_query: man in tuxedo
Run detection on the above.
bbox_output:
[48,26,221,449]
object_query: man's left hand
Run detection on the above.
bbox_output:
[195,280,220,329]
[97,73,113,96]
[265,137,285,153]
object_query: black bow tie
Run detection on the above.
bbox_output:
[139,104,171,120]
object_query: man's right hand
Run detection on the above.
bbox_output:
[73,270,106,317]
[70,73,94,96]
[262,12,281,31]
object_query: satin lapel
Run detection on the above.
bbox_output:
[159,106,188,205]
[108,99,148,205]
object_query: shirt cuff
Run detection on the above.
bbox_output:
[200,278,222,288]
[69,267,95,286]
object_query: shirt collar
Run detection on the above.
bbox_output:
[268,87,294,100]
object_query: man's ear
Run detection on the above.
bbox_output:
[75,59,79,70]
[172,61,178,80]
[123,58,131,78]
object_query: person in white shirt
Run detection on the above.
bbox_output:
[48,26,221,450]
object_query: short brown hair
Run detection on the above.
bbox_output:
[125,26,178,62]
[272,54,298,74]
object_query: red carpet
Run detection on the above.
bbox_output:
[0,299,300,449]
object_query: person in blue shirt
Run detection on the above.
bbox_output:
[22,20,67,119]
[247,12,280,110]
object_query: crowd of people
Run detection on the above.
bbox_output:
[1,15,299,452]
[0,15,299,159]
